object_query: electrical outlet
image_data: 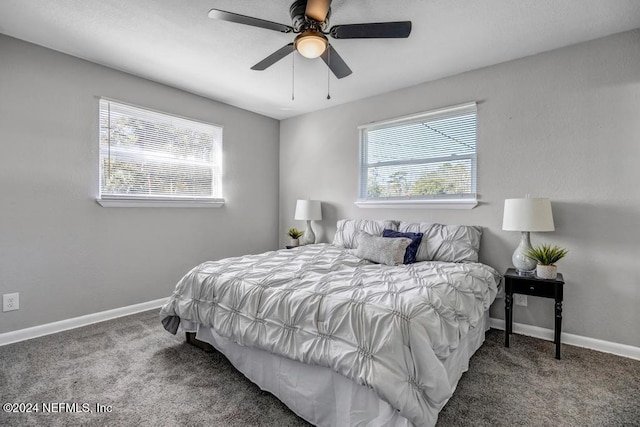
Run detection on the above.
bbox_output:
[3,293,19,312]
[514,294,528,306]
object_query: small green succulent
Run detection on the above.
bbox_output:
[526,244,568,266]
[287,228,304,239]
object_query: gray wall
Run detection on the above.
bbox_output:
[280,30,640,348]
[0,35,280,334]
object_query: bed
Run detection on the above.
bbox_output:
[160,220,501,426]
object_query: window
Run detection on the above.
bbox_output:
[357,102,477,209]
[97,99,223,207]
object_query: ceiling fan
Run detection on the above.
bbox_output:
[208,0,412,79]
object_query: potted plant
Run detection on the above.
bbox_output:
[525,244,568,279]
[287,227,304,247]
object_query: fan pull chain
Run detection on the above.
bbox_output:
[326,46,331,100]
[291,45,295,101]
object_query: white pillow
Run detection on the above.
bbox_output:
[398,222,482,262]
[332,219,399,249]
[354,232,411,266]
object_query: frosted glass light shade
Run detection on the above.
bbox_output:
[295,33,328,59]
[502,198,555,232]
[294,200,322,221]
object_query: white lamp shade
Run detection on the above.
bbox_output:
[502,198,555,232]
[294,200,322,221]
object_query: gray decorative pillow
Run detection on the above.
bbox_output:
[332,219,399,249]
[398,222,482,263]
[354,232,412,266]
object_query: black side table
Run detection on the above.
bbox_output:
[504,268,565,359]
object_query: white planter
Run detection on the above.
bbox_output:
[536,264,558,280]
[289,238,299,247]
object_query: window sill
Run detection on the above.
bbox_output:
[96,198,225,208]
[355,199,477,210]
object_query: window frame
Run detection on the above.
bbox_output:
[356,102,478,209]
[96,97,224,208]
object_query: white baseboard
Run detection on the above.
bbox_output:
[490,317,640,361]
[0,298,169,347]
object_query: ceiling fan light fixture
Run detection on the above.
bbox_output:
[295,31,328,59]
[209,3,412,80]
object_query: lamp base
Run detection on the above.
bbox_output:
[299,220,316,245]
[512,231,536,274]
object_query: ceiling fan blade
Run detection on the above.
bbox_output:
[330,21,412,39]
[320,45,352,79]
[208,9,293,33]
[251,43,295,70]
[305,0,331,22]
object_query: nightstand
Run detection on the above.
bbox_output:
[504,268,565,359]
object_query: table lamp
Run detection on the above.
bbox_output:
[502,197,555,275]
[295,200,322,245]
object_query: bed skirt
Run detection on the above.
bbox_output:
[179,311,490,427]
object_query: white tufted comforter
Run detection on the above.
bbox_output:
[160,244,500,426]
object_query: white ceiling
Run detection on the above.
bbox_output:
[1,0,639,120]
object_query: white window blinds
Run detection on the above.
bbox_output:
[359,102,477,203]
[99,99,223,202]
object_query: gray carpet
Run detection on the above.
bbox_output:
[0,310,638,427]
